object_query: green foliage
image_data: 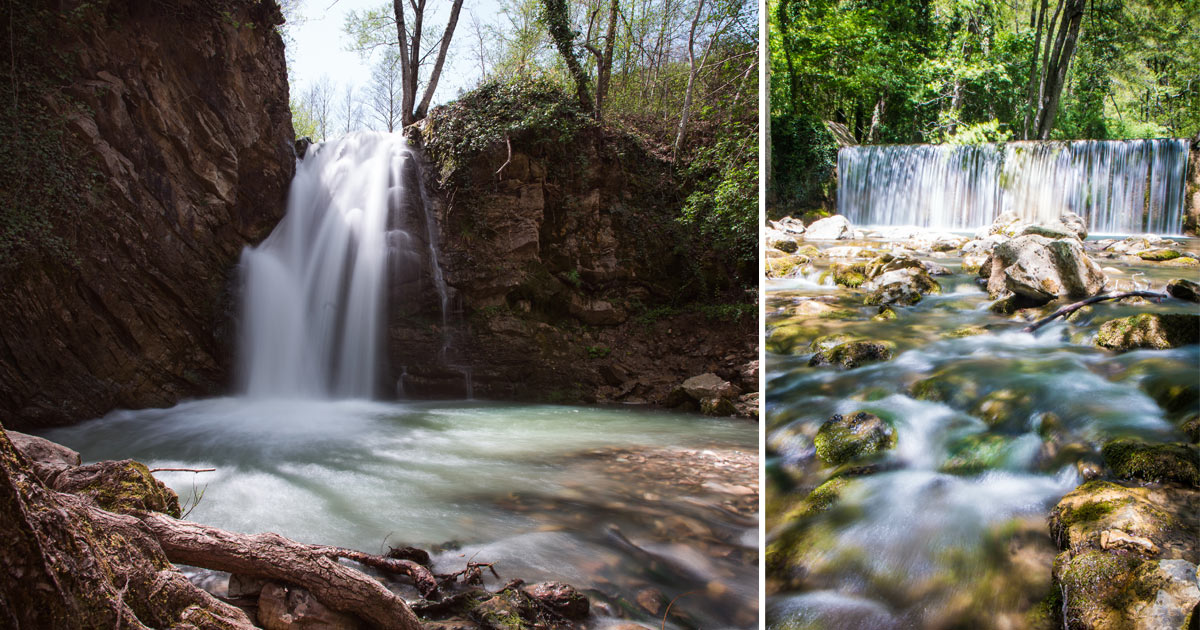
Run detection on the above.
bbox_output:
[696,302,756,322]
[586,345,612,359]
[425,78,593,185]
[679,127,757,271]
[770,0,1200,211]
[564,269,582,288]
[290,97,320,140]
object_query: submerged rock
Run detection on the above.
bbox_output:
[1095,313,1200,352]
[808,340,895,369]
[986,235,1107,301]
[1101,438,1199,487]
[804,215,853,240]
[766,324,819,354]
[813,412,896,465]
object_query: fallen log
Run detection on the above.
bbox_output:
[1021,291,1167,333]
[138,513,424,630]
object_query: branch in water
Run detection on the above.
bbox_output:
[149,467,216,473]
[1021,291,1168,333]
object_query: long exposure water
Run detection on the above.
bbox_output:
[839,139,1190,234]
[765,237,1199,629]
[44,400,759,628]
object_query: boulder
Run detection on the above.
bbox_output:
[1101,438,1199,487]
[7,430,80,481]
[804,215,852,240]
[1166,278,1200,302]
[681,373,738,401]
[813,412,897,465]
[976,210,1029,239]
[809,340,895,369]
[524,582,588,620]
[1138,248,1183,261]
[1049,479,1200,630]
[1095,313,1200,352]
[567,295,626,326]
[986,234,1107,301]
[863,268,941,306]
[51,459,181,518]
[831,262,867,287]
[770,217,807,236]
[766,228,800,253]
[701,397,738,416]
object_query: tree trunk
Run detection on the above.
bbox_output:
[866,95,886,143]
[593,0,620,119]
[541,0,593,112]
[415,0,465,121]
[672,0,707,158]
[1034,0,1086,139]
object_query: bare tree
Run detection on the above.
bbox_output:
[367,50,403,132]
[393,0,466,126]
[306,76,336,141]
[340,83,363,135]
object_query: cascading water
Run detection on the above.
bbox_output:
[238,131,426,398]
[838,138,1191,234]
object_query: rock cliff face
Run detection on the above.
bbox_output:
[0,1,294,429]
[393,107,757,411]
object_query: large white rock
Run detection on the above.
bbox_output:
[804,215,852,240]
[986,234,1107,300]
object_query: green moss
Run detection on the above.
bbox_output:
[872,305,898,321]
[831,262,868,288]
[973,389,1033,429]
[1101,438,1199,487]
[1138,248,1182,261]
[780,476,851,523]
[809,340,895,369]
[945,325,989,338]
[813,411,896,465]
[1095,313,1200,352]
[809,333,856,354]
[1056,550,1145,624]
[939,433,1010,474]
[766,255,807,278]
[766,324,820,354]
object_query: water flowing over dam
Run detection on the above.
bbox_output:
[838,138,1191,234]
[237,131,446,398]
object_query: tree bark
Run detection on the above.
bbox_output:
[139,513,425,630]
[542,0,593,113]
[1021,291,1167,333]
[415,0,465,121]
[1033,0,1085,139]
[673,0,708,158]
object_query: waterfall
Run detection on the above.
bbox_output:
[838,139,1191,235]
[237,131,439,398]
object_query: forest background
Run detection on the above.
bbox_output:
[768,0,1200,218]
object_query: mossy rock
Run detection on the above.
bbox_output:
[1140,375,1199,418]
[52,460,181,518]
[863,253,925,279]
[1101,438,1199,487]
[779,476,852,524]
[909,370,980,408]
[1095,313,1200,352]
[1138,248,1183,261]
[766,255,808,279]
[972,389,1034,430]
[944,325,989,339]
[1165,278,1200,303]
[1054,549,1146,629]
[872,305,898,321]
[808,340,895,369]
[809,333,856,354]
[813,411,897,465]
[766,324,820,354]
[831,262,868,288]
[795,244,821,258]
[1181,414,1200,444]
[940,433,1010,474]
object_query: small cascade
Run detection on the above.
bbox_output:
[238,131,431,398]
[838,138,1190,234]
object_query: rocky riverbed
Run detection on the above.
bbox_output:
[765,213,1199,630]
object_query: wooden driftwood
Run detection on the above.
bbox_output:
[1021,291,1167,333]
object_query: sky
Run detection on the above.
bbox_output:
[286,0,504,108]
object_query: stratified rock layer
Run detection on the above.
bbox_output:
[0,1,294,429]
